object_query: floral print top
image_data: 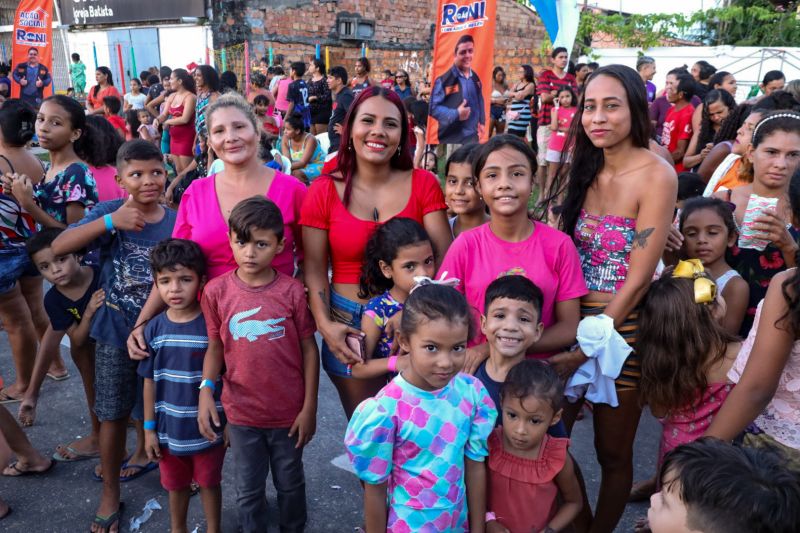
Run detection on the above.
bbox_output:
[575,210,636,294]
[729,225,800,337]
[364,291,403,359]
[34,162,98,225]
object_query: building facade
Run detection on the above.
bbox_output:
[212,0,551,84]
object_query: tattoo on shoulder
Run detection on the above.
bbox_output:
[632,227,655,249]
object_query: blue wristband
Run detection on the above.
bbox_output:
[199,379,216,392]
[103,214,114,232]
[143,420,156,431]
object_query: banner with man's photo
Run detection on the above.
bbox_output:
[427,0,497,145]
[11,0,54,100]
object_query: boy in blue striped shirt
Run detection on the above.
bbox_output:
[139,238,225,533]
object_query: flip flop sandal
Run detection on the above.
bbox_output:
[52,445,100,462]
[0,507,11,520]
[119,461,158,482]
[2,459,54,477]
[0,389,21,404]
[91,454,132,482]
[92,502,124,532]
[46,371,70,381]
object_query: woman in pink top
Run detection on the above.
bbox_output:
[301,87,451,419]
[273,68,291,116]
[85,115,126,202]
[127,92,307,358]
[541,65,677,532]
[440,135,587,361]
[707,267,800,468]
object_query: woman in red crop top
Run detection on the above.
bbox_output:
[541,65,677,533]
[301,87,451,419]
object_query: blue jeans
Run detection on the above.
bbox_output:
[320,290,365,378]
[228,424,306,533]
[0,247,39,294]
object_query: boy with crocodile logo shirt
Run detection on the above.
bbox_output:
[198,196,319,532]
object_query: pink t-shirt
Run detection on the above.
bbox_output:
[275,78,292,112]
[90,165,126,203]
[173,171,306,279]
[547,107,576,152]
[439,222,588,354]
[202,270,316,428]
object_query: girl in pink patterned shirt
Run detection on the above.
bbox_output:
[634,262,740,498]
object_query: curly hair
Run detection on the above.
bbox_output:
[638,269,738,416]
[693,90,736,153]
[357,218,431,299]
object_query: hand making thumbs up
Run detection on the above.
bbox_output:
[457,99,471,121]
[111,195,146,231]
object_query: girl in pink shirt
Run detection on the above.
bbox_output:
[440,134,587,366]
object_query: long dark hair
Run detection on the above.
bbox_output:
[639,269,739,415]
[172,68,196,94]
[84,115,124,167]
[92,66,114,98]
[694,89,736,153]
[544,64,651,235]
[715,102,752,143]
[358,218,431,299]
[335,86,414,206]
[195,65,220,93]
[42,95,103,164]
[0,99,36,147]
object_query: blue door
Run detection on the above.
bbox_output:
[107,29,160,93]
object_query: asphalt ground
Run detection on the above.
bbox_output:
[0,334,659,532]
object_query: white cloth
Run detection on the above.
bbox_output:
[564,314,632,407]
[703,152,740,197]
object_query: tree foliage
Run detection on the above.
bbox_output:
[575,0,800,53]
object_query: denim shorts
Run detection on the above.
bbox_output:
[320,290,365,378]
[0,247,39,295]
[94,342,141,422]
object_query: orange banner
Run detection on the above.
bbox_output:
[11,0,54,102]
[426,0,496,145]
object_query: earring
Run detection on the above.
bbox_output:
[348,140,354,151]
[396,146,401,156]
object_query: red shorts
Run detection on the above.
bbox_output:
[158,445,226,492]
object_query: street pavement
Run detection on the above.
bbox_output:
[0,334,659,532]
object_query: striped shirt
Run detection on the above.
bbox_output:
[138,312,224,455]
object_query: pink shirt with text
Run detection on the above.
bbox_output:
[439,222,588,354]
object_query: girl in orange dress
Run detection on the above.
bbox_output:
[486,360,582,532]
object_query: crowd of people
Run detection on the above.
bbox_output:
[0,47,796,533]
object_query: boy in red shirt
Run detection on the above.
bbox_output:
[102,96,126,138]
[198,196,319,532]
[662,73,695,172]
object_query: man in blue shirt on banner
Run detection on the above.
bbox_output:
[430,34,485,144]
[13,48,51,109]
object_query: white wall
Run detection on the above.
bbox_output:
[65,30,111,73]
[158,26,208,71]
[590,46,800,100]
[66,25,209,76]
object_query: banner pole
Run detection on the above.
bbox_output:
[244,41,250,98]
[93,42,98,72]
[116,43,126,94]
[129,45,137,80]
[221,48,227,71]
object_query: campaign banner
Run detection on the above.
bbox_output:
[11,0,54,100]
[427,0,497,145]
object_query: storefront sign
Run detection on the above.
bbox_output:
[60,0,206,26]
